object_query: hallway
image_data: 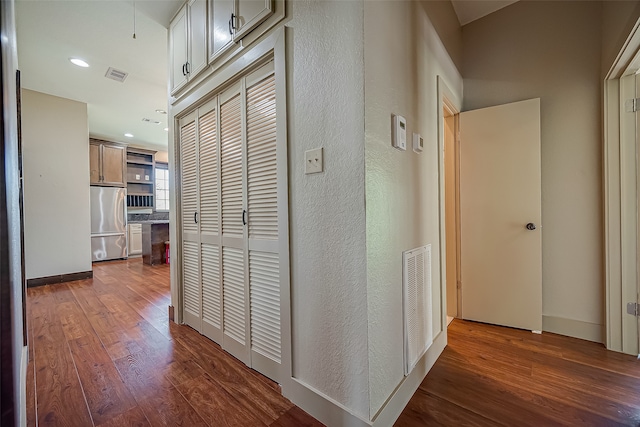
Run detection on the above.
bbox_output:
[26,259,640,426]
[26,260,321,426]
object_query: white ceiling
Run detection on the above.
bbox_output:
[451,0,519,26]
[15,0,183,152]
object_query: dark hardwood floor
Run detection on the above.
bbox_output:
[26,259,322,427]
[27,259,640,426]
[396,320,640,426]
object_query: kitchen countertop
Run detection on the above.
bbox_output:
[128,220,170,224]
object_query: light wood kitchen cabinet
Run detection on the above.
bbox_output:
[89,139,126,187]
[170,0,208,95]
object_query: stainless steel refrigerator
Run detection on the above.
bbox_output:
[90,186,128,261]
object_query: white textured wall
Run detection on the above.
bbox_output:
[364,1,462,417]
[462,1,603,338]
[287,0,369,419]
[22,89,92,279]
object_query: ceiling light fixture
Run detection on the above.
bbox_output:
[69,58,89,68]
[124,133,134,138]
[155,109,167,114]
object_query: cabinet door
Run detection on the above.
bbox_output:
[209,0,234,61]
[89,143,101,184]
[234,0,273,40]
[170,5,188,95]
[101,145,126,186]
[129,225,143,255]
[188,0,208,80]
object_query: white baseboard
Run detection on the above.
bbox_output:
[371,331,446,427]
[542,315,603,343]
[282,378,371,427]
[281,331,447,427]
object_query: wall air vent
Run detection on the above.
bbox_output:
[403,244,433,376]
[105,67,128,83]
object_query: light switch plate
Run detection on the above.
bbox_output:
[305,147,323,174]
[413,133,423,153]
[145,175,150,181]
[135,174,140,180]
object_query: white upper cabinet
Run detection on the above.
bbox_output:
[171,0,280,97]
[209,0,234,61]
[189,0,208,78]
[233,0,273,40]
[170,6,188,94]
[170,0,208,95]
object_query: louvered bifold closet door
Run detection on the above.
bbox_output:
[219,83,250,365]
[179,111,201,331]
[245,62,284,381]
[198,98,223,342]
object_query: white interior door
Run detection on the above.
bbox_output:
[219,82,251,365]
[180,112,201,331]
[460,98,542,332]
[198,99,223,343]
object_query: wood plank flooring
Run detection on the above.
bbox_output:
[27,259,640,426]
[396,320,640,426]
[25,259,322,427]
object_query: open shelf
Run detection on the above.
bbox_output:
[128,180,154,185]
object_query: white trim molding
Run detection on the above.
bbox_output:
[604,17,640,355]
[542,315,603,344]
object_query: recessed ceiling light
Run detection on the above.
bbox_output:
[124,133,134,138]
[155,109,167,114]
[164,128,169,132]
[69,58,89,68]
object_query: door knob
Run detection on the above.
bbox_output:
[526,223,536,231]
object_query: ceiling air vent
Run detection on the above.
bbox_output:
[105,67,128,83]
[142,118,161,125]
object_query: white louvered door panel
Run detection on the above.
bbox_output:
[245,63,283,381]
[222,246,249,363]
[181,117,199,238]
[198,103,219,238]
[198,99,222,342]
[219,84,250,364]
[220,92,245,239]
[201,243,221,340]
[180,112,201,331]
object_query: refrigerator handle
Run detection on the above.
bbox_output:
[194,212,198,224]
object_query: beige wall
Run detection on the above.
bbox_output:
[422,0,463,71]
[365,0,463,416]
[22,89,92,279]
[462,1,603,341]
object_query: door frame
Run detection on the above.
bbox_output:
[441,92,461,322]
[604,17,640,355]
[437,76,462,333]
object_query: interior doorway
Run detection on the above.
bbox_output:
[443,100,460,326]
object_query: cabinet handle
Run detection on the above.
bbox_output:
[194,212,198,224]
[242,209,247,226]
[229,13,235,34]
[186,62,190,74]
